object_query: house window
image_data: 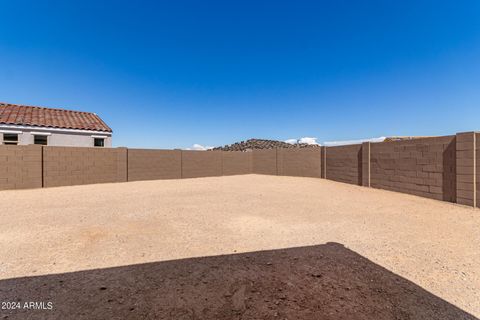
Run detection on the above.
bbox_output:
[34,135,48,145]
[94,138,105,147]
[3,133,18,145]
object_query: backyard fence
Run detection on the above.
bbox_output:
[1,131,479,207]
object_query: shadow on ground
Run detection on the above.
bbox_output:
[0,242,476,320]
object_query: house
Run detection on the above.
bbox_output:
[0,102,112,147]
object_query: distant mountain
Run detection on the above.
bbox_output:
[212,139,320,152]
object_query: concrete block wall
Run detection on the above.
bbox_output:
[325,144,362,185]
[116,148,128,183]
[222,151,252,176]
[128,149,181,181]
[321,147,327,178]
[361,142,371,187]
[370,136,456,201]
[456,132,476,206]
[0,145,42,190]
[252,149,277,175]
[277,148,322,178]
[1,132,480,208]
[477,133,480,208]
[43,147,127,188]
[128,149,252,181]
[181,150,223,178]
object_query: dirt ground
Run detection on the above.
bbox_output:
[0,174,479,319]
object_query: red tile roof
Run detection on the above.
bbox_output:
[0,102,112,132]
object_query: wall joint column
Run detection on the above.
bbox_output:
[361,142,371,187]
[321,146,327,179]
[456,132,476,207]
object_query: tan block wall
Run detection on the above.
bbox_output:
[43,147,127,188]
[476,133,480,208]
[128,149,181,181]
[222,151,252,176]
[325,144,362,185]
[0,145,42,190]
[371,136,456,202]
[456,132,475,206]
[252,149,277,175]
[321,147,326,178]
[0,133,478,208]
[361,142,371,187]
[117,148,128,183]
[181,150,222,178]
[277,148,321,178]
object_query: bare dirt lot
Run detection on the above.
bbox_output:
[0,174,479,319]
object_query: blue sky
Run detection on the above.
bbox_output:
[1,1,479,149]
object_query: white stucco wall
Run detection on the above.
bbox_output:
[0,125,112,147]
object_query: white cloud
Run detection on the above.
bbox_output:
[285,137,320,145]
[323,137,386,147]
[285,139,298,144]
[298,137,319,145]
[189,143,214,151]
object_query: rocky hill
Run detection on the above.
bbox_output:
[212,139,320,152]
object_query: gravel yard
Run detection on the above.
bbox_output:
[0,174,479,319]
